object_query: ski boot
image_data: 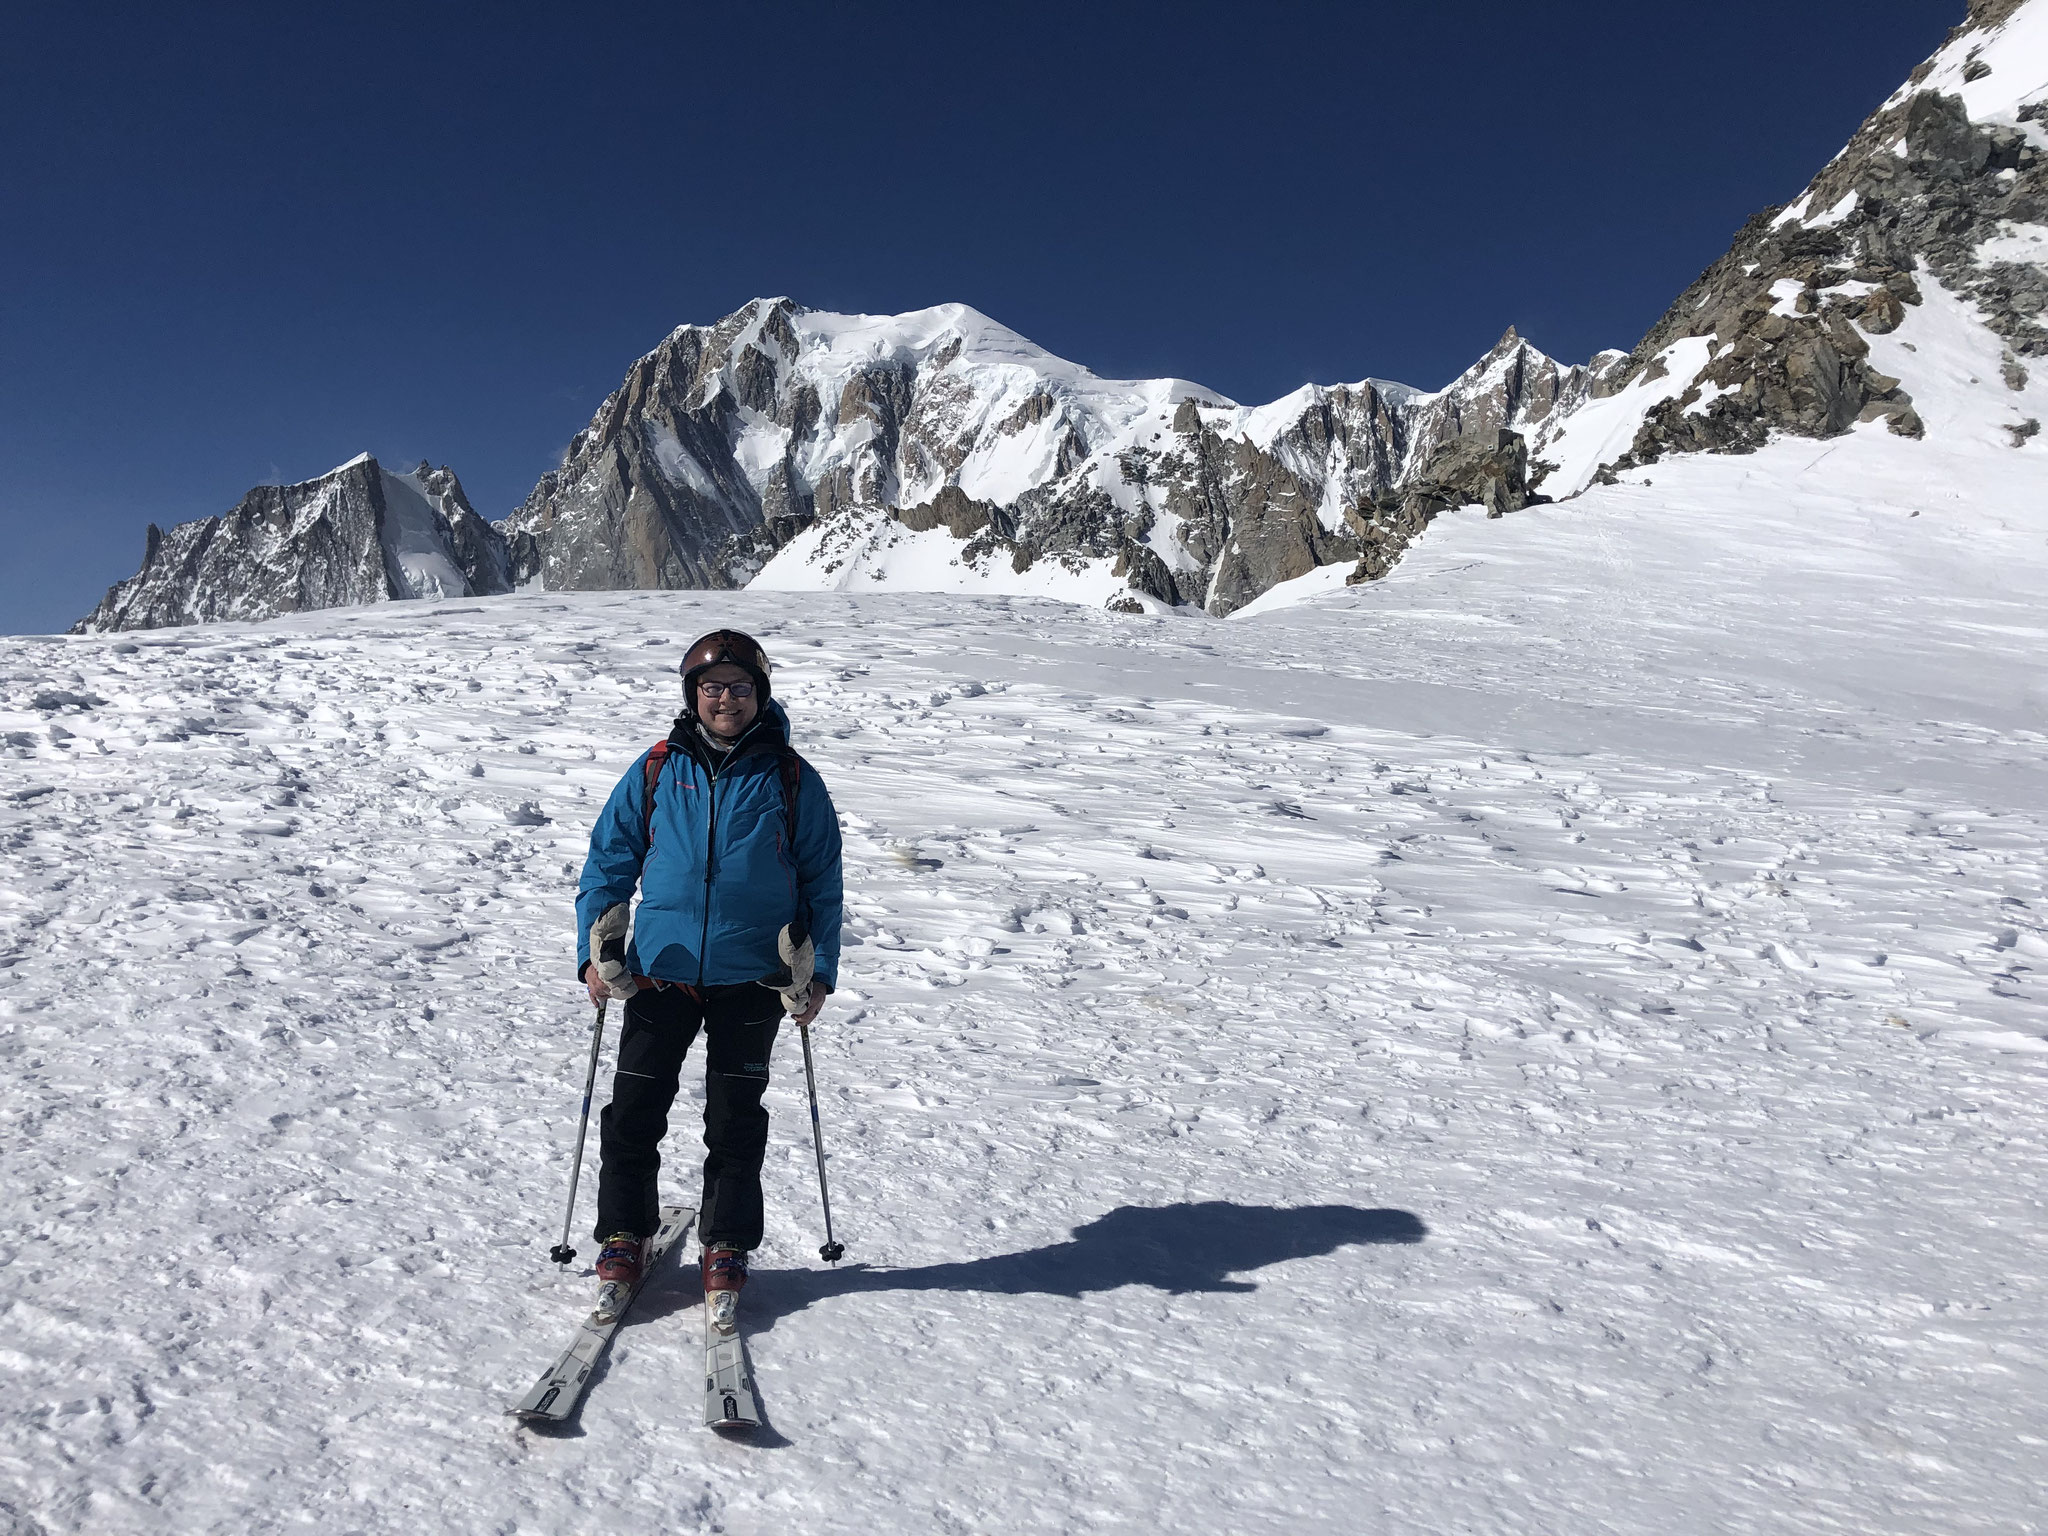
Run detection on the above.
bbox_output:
[702,1243,748,1333]
[592,1232,643,1324]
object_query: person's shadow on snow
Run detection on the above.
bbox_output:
[637,1200,1425,1336]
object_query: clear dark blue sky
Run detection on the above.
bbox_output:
[1,1,1956,634]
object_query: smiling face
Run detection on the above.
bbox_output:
[695,662,760,740]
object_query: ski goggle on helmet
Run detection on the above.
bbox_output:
[680,629,772,710]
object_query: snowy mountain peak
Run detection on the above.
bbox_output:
[501,292,1592,617]
[75,453,511,633]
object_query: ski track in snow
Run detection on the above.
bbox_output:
[4,427,2047,1533]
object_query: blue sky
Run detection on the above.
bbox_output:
[0,1,1953,634]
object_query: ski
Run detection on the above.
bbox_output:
[509,1204,695,1424]
[704,1306,761,1432]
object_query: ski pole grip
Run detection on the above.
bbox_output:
[775,922,815,1014]
[593,902,630,963]
[591,903,638,998]
[778,923,814,985]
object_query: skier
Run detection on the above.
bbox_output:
[575,628,843,1327]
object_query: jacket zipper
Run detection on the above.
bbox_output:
[696,771,716,989]
[693,716,764,989]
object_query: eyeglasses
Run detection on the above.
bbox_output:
[697,680,755,699]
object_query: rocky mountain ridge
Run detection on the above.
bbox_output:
[78,457,509,633]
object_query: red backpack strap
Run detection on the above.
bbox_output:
[641,740,671,849]
[777,747,803,831]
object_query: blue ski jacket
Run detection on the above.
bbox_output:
[575,699,843,991]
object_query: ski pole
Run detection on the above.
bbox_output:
[549,1000,607,1266]
[798,1020,845,1263]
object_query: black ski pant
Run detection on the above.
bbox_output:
[594,981,781,1250]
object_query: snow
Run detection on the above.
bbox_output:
[1682,377,1740,417]
[631,296,1467,599]
[1974,218,2048,264]
[5,301,2046,1529]
[1362,375,1423,407]
[796,301,1048,365]
[606,294,1639,601]
[646,417,726,502]
[1809,190,1859,227]
[789,304,1221,452]
[1863,270,2048,446]
[13,206,2048,1536]
[1888,0,2048,128]
[1225,374,1422,458]
[953,402,1072,506]
[1232,383,1328,450]
[1771,191,1813,227]
[376,466,471,601]
[1532,336,1717,498]
[1140,499,1202,578]
[1223,558,1355,617]
[749,506,1134,606]
[668,300,1231,529]
[1772,190,1857,229]
[729,409,791,497]
[1767,277,1808,316]
[1313,465,1351,532]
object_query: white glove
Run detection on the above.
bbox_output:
[776,923,816,1016]
[590,902,640,1000]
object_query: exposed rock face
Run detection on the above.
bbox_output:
[1404,328,1625,465]
[75,456,510,633]
[502,302,816,594]
[1347,430,1541,585]
[1589,0,2048,470]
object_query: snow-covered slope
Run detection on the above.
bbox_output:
[76,456,511,633]
[4,292,2044,1527]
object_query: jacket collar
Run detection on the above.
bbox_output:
[668,698,792,774]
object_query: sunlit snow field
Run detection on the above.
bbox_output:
[4,402,2046,1533]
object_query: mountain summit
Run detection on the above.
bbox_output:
[496,299,1600,617]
